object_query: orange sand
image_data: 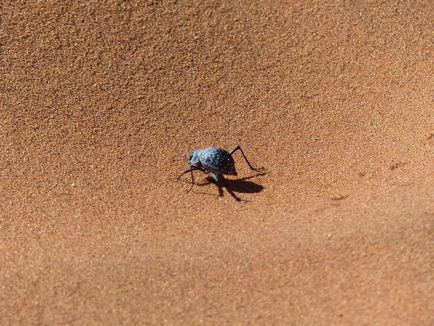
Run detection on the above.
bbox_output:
[1,1,433,324]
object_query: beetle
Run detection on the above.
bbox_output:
[177,145,261,196]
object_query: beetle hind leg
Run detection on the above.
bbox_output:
[229,145,261,171]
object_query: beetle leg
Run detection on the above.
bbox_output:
[177,166,208,192]
[177,166,200,180]
[187,168,195,193]
[210,174,241,202]
[211,172,222,182]
[229,145,261,171]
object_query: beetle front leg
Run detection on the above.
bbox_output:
[177,166,208,192]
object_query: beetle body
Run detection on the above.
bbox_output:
[189,147,237,179]
[178,145,260,198]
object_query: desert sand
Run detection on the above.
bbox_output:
[1,1,433,324]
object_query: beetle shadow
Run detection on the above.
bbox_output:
[197,172,266,202]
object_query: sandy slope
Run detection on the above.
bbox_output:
[1,1,433,324]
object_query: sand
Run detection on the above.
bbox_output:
[1,1,433,324]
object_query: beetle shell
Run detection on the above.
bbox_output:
[190,147,236,175]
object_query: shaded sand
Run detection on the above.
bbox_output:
[1,1,433,324]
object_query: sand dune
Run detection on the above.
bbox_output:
[1,1,433,324]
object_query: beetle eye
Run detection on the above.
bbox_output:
[187,154,193,162]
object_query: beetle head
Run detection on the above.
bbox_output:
[187,150,200,164]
